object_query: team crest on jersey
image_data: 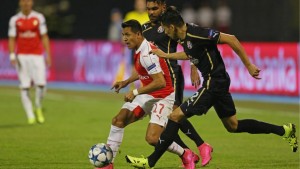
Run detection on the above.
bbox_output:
[33,19,38,26]
[187,41,193,49]
[157,26,164,33]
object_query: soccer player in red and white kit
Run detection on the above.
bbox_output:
[8,0,51,124]
[97,20,195,169]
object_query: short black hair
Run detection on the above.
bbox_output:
[160,6,184,27]
[121,19,142,34]
[146,0,166,4]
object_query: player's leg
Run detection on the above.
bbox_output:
[99,108,139,169]
[215,92,298,152]
[126,87,214,168]
[17,56,35,124]
[103,95,150,169]
[126,107,186,168]
[173,66,212,166]
[32,55,47,123]
[174,67,205,147]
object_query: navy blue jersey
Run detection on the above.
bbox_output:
[180,23,226,80]
[142,22,178,68]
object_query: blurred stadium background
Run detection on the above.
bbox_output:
[0,0,299,168]
[0,0,299,101]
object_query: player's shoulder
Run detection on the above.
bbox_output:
[9,12,22,22]
[187,23,211,39]
[138,40,156,57]
[187,23,202,32]
[31,10,45,19]
[141,21,152,31]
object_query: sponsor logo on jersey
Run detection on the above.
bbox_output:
[19,31,37,38]
[139,75,150,80]
[157,26,164,33]
[187,41,193,49]
[147,63,156,71]
[33,19,38,26]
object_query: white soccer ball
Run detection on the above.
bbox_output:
[88,143,113,167]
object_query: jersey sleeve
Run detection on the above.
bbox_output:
[189,25,220,44]
[38,14,47,35]
[140,53,162,75]
[8,17,16,37]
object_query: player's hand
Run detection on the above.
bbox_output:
[111,81,128,93]
[149,49,168,58]
[10,59,17,67]
[191,65,201,88]
[124,91,135,102]
[247,63,261,79]
[45,56,51,67]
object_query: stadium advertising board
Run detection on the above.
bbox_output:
[0,40,299,96]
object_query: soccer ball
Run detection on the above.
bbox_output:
[88,143,113,168]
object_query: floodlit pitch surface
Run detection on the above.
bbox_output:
[0,86,299,169]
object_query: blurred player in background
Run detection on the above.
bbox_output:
[126,7,298,169]
[142,0,212,167]
[8,0,51,124]
[124,0,149,25]
[98,20,196,169]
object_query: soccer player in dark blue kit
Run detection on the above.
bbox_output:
[142,0,212,167]
[126,7,298,169]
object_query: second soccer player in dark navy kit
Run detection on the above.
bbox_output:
[142,0,213,167]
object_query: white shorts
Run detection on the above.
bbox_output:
[122,92,175,127]
[17,54,46,88]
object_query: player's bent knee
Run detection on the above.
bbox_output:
[169,109,185,123]
[225,123,238,133]
[145,135,159,146]
[111,116,126,128]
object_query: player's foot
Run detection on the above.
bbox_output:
[95,163,114,169]
[181,149,195,169]
[125,155,153,169]
[27,118,36,125]
[283,123,298,152]
[198,143,213,166]
[180,151,199,168]
[35,108,45,124]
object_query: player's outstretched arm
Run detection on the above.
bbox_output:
[149,49,189,60]
[124,72,166,102]
[42,34,51,67]
[8,37,17,66]
[111,69,139,93]
[219,33,261,79]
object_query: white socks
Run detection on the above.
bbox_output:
[21,89,34,119]
[35,86,45,109]
[107,125,124,162]
[167,142,184,156]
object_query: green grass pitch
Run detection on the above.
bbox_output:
[0,86,299,169]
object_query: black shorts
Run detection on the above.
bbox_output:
[168,64,184,107]
[180,75,236,119]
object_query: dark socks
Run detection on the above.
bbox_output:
[173,133,189,149]
[236,119,285,136]
[179,119,204,147]
[148,120,180,167]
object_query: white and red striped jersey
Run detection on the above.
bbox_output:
[8,10,47,55]
[134,39,174,98]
